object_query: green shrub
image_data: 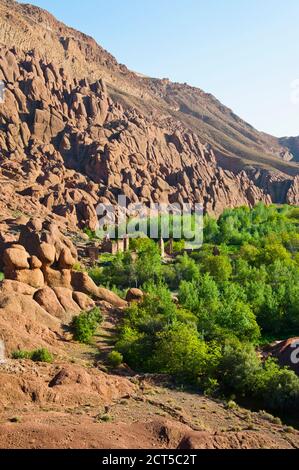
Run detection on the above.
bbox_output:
[88,266,104,285]
[31,348,53,363]
[11,350,31,360]
[72,262,86,272]
[225,400,238,410]
[84,228,96,239]
[258,411,282,425]
[72,307,102,344]
[255,359,299,413]
[108,351,123,367]
[99,414,112,422]
[149,323,211,383]
[216,340,261,396]
[12,348,53,363]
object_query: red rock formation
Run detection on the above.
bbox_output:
[0,0,298,231]
[0,44,284,229]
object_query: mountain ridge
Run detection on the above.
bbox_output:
[0,0,299,231]
[1,0,298,169]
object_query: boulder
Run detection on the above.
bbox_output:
[264,338,299,376]
[126,288,144,303]
[3,247,30,270]
[0,280,36,296]
[58,247,76,269]
[42,222,77,261]
[72,292,95,311]
[53,287,81,317]
[10,244,27,252]
[38,242,56,265]
[47,364,135,403]
[8,268,44,289]
[71,271,99,297]
[43,267,72,289]
[34,287,66,320]
[18,219,43,257]
[98,287,127,308]
[70,272,127,307]
[30,255,42,269]
[0,292,61,354]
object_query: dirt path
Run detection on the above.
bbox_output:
[95,304,123,366]
[57,303,125,370]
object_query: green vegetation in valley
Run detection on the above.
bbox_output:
[89,204,299,417]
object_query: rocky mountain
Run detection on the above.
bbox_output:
[0,0,299,233]
[280,136,299,162]
[1,1,299,450]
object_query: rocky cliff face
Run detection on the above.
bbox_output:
[0,0,298,231]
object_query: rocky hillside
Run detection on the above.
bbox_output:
[0,216,297,450]
[280,136,299,162]
[0,0,299,231]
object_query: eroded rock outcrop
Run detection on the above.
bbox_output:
[0,43,296,230]
[0,219,126,327]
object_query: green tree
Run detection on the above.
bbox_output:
[203,215,219,243]
[201,254,232,283]
[175,253,200,283]
[135,243,162,286]
[255,359,299,412]
[217,340,261,397]
[150,323,209,383]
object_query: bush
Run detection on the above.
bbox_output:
[99,414,112,422]
[150,323,211,383]
[12,348,53,363]
[255,359,299,413]
[216,339,261,397]
[175,253,200,283]
[72,307,102,344]
[11,350,31,360]
[213,339,299,414]
[225,400,238,410]
[31,348,53,363]
[88,266,104,285]
[108,351,123,367]
[72,262,86,272]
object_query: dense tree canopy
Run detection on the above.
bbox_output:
[89,204,299,417]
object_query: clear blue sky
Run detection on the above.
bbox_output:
[19,0,299,137]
